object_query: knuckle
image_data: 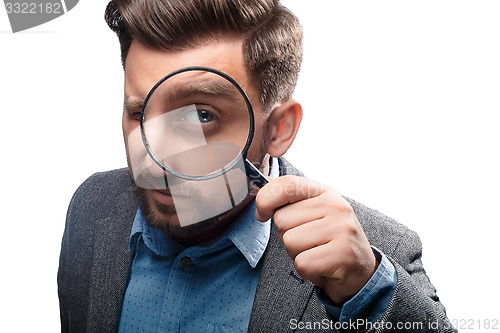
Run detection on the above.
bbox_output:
[254,190,266,209]
[331,194,354,214]
[317,190,345,209]
[338,200,354,214]
[343,221,359,237]
[280,175,300,194]
[281,174,299,185]
[322,194,358,225]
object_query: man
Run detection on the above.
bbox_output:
[58,0,455,332]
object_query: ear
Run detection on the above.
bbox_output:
[266,100,303,157]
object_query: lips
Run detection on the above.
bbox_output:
[151,189,191,206]
[151,189,175,206]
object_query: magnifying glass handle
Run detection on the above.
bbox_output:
[244,159,269,188]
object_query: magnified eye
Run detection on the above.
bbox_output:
[197,109,215,123]
[181,106,217,124]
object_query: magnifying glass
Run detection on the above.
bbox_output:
[129,66,269,227]
[140,66,269,188]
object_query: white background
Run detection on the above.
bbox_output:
[1,1,499,331]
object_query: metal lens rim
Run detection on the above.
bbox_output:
[139,66,255,181]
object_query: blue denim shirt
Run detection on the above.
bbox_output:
[118,202,271,333]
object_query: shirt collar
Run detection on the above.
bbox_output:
[221,157,279,267]
[224,201,270,268]
[129,208,186,256]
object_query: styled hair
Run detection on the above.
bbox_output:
[105,0,303,111]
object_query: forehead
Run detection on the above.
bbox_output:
[124,39,252,100]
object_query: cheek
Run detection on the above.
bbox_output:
[245,118,271,167]
[123,118,146,168]
[122,112,141,146]
[122,112,136,135]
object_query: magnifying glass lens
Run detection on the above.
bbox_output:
[142,69,251,179]
[128,67,267,228]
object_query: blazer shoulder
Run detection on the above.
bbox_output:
[67,168,136,222]
[345,197,420,260]
[74,168,132,197]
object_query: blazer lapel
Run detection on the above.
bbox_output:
[248,225,316,332]
[248,158,320,332]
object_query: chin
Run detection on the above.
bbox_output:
[140,188,254,245]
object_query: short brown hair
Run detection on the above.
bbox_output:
[105,0,303,111]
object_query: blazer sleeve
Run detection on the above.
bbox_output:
[342,197,456,333]
[372,229,457,332]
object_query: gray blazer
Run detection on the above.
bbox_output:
[58,159,455,332]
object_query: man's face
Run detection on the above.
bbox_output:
[123,39,270,243]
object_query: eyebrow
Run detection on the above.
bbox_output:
[164,79,242,105]
[123,96,144,111]
[123,78,244,112]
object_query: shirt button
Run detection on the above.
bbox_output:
[180,256,191,267]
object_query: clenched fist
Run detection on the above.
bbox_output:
[255,175,378,305]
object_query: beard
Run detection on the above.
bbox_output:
[131,177,256,244]
[130,138,269,245]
